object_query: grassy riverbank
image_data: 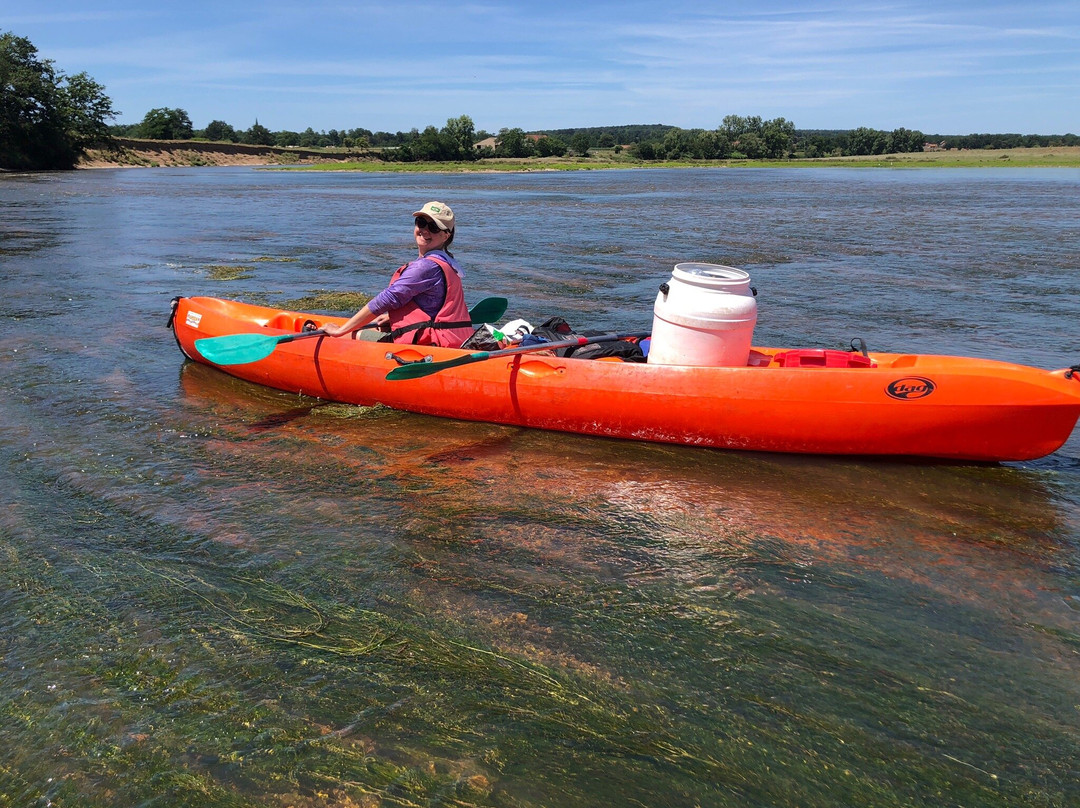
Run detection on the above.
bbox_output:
[291,146,1080,171]
[771,145,1080,168]
[79,142,1080,171]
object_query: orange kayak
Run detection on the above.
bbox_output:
[170,296,1080,462]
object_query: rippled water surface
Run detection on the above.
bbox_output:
[2,166,1079,807]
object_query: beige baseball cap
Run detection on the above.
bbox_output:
[413,201,455,231]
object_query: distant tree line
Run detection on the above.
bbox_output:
[113,112,943,162]
[797,126,926,158]
[110,111,805,161]
[923,132,1079,149]
[622,116,798,160]
[91,107,1080,165]
[109,111,575,160]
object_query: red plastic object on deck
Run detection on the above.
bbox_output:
[773,349,877,368]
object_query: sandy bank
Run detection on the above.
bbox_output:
[79,137,371,168]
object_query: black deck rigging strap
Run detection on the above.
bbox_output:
[849,337,870,357]
[384,319,473,344]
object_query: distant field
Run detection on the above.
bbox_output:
[285,146,1080,172]
[786,146,1080,168]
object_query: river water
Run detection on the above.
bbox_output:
[2,166,1079,807]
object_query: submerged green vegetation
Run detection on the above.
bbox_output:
[280,291,373,312]
[3,417,1079,807]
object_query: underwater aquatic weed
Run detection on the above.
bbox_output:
[205,265,255,281]
[279,291,373,312]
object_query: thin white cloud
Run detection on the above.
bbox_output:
[10,0,1079,133]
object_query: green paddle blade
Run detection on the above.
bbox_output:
[196,331,324,365]
[468,297,507,324]
[385,353,489,381]
[195,332,292,365]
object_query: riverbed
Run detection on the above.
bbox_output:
[2,166,1078,807]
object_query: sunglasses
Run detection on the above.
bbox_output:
[414,217,444,233]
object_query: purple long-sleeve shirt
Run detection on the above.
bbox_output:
[368,250,465,318]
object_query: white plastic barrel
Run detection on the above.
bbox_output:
[647,263,757,367]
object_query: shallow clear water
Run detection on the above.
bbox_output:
[2,166,1079,807]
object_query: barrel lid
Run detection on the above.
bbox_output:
[672,263,750,287]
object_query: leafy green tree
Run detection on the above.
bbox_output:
[202,120,237,142]
[885,127,924,153]
[569,132,591,156]
[274,130,301,147]
[411,125,450,161]
[107,122,139,137]
[137,107,193,140]
[243,121,274,146]
[799,134,836,158]
[720,114,763,141]
[0,31,116,170]
[597,132,616,148]
[534,135,567,157]
[719,115,743,140]
[441,115,476,160]
[697,130,732,159]
[57,71,114,154]
[847,126,886,156]
[496,128,536,158]
[659,128,694,159]
[761,117,795,158]
[735,132,765,158]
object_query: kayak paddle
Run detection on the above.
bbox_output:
[461,296,508,325]
[196,328,325,366]
[195,296,509,366]
[386,331,651,381]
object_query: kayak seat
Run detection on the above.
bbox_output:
[264,313,310,332]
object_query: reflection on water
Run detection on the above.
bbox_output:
[2,167,1079,806]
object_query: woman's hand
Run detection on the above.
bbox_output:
[321,303,375,337]
[321,322,345,337]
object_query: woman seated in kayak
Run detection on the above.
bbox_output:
[321,201,474,347]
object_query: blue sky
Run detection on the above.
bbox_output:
[6,1,1078,135]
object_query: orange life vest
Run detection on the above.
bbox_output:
[384,254,473,347]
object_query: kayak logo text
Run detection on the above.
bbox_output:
[886,377,936,400]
